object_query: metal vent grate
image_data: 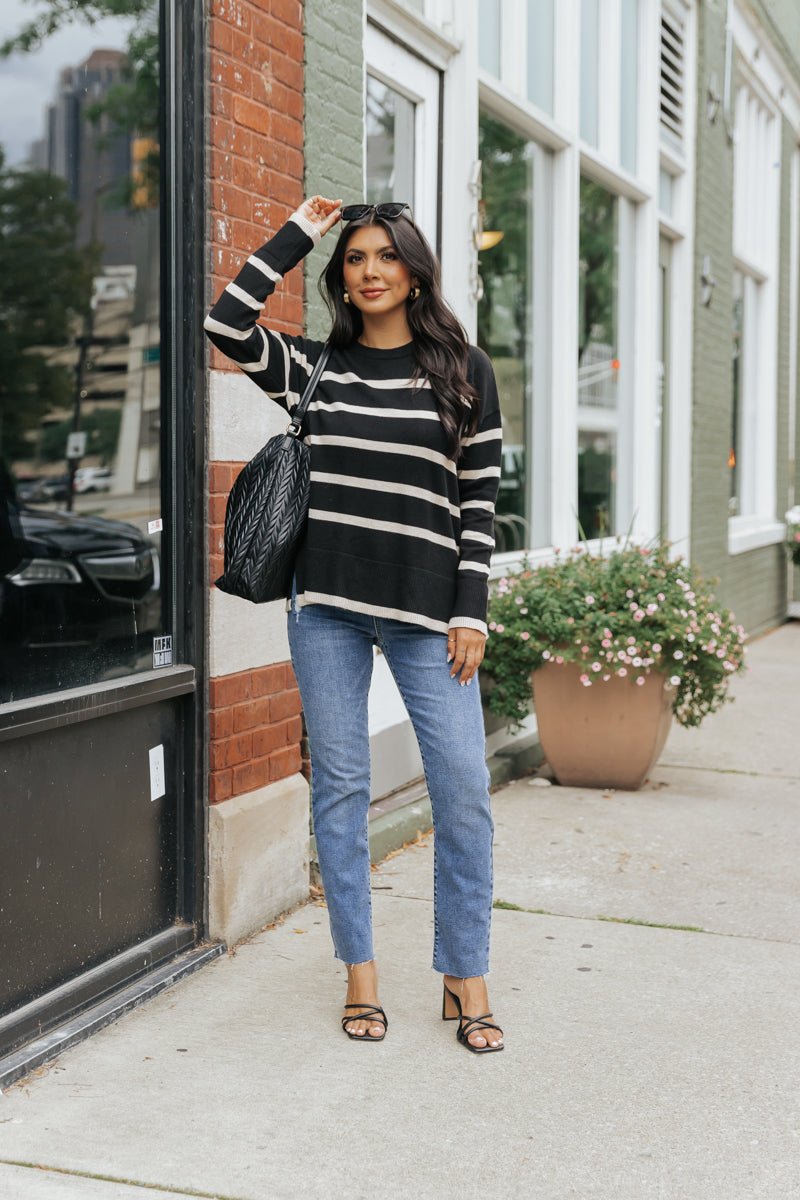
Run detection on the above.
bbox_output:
[660,8,685,145]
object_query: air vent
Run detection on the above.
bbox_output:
[660,7,685,145]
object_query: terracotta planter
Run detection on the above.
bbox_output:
[532,662,675,790]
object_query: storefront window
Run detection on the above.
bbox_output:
[0,0,165,703]
[366,74,415,205]
[478,0,502,78]
[527,0,555,115]
[477,111,534,552]
[620,0,639,173]
[580,0,600,146]
[729,270,744,516]
[578,177,619,539]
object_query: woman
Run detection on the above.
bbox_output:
[205,196,504,1053]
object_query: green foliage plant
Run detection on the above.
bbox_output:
[481,541,747,730]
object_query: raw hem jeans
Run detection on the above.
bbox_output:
[287,580,494,977]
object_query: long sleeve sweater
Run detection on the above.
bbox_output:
[204,211,502,636]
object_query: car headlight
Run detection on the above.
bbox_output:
[6,558,82,586]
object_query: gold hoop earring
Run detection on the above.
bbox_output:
[343,290,350,304]
[409,285,420,301]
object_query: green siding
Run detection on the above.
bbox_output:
[692,1,798,632]
[303,0,363,340]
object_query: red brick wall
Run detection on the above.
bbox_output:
[207,0,305,805]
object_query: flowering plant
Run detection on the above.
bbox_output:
[481,541,747,729]
[785,507,800,566]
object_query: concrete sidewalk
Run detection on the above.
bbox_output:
[1,625,799,1200]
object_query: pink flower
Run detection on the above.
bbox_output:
[617,668,628,677]
[580,673,590,684]
[489,621,497,631]
[581,644,589,653]
[591,662,601,672]
[635,676,645,686]
[657,593,665,601]
[585,595,595,605]
[542,650,551,660]
[566,617,575,625]
[602,638,612,648]
[646,603,658,615]
[520,631,530,641]
[652,643,662,653]
[495,624,505,633]
[515,596,524,605]
[555,655,564,664]
[633,611,644,622]
[627,636,636,645]
[626,590,634,599]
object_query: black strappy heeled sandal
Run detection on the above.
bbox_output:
[442,982,504,1054]
[341,1003,388,1043]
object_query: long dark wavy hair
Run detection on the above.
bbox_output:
[318,213,481,459]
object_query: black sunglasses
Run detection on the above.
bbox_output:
[340,202,412,222]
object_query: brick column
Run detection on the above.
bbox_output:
[205,0,309,944]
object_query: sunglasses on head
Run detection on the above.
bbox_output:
[340,203,412,222]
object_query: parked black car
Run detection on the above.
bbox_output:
[0,461,162,702]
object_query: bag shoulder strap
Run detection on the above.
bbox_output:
[288,341,333,436]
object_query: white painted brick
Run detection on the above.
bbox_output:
[209,369,288,463]
[209,587,291,677]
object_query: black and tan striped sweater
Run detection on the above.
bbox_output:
[204,212,502,636]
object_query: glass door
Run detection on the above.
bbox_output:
[364,23,440,248]
[364,21,441,798]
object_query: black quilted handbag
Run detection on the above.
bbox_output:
[215,342,332,603]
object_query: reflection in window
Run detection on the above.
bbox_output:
[477,111,534,552]
[527,0,555,115]
[0,2,164,703]
[578,178,619,539]
[366,75,415,205]
[730,270,743,516]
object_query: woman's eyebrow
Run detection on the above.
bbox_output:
[346,244,394,254]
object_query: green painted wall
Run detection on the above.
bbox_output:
[302,0,363,341]
[692,0,798,633]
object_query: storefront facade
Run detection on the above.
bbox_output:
[2,0,798,1082]
[0,0,211,1081]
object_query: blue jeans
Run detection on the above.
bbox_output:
[287,582,494,977]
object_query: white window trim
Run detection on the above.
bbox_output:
[729,69,781,539]
[728,516,785,556]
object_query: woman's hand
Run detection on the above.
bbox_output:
[297,195,342,237]
[447,627,486,686]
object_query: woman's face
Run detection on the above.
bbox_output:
[341,223,416,316]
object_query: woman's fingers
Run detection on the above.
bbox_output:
[448,630,486,685]
[300,195,342,236]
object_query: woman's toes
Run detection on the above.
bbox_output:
[369,1023,383,1037]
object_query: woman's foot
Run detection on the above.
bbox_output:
[343,960,385,1038]
[443,975,504,1049]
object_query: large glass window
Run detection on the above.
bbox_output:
[476,111,534,552]
[0,0,165,703]
[578,177,620,540]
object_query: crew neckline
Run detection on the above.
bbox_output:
[349,339,415,358]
